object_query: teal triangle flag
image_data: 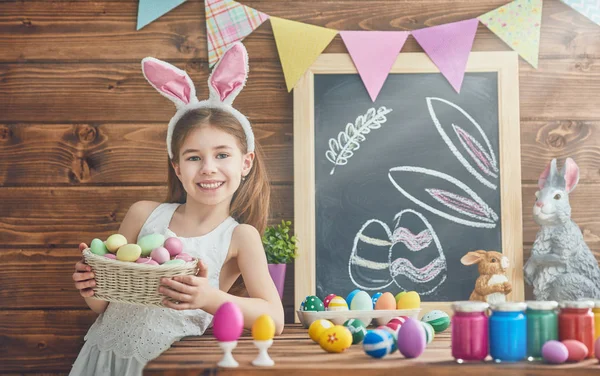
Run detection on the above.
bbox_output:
[137,0,186,30]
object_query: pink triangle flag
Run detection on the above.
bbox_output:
[340,31,410,102]
[412,19,479,93]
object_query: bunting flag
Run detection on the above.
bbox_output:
[137,0,187,30]
[205,0,270,67]
[270,17,338,92]
[478,0,543,68]
[412,19,479,93]
[340,31,410,101]
[560,0,600,26]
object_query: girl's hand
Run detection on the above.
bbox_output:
[159,260,211,310]
[73,243,96,298]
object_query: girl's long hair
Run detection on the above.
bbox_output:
[165,108,270,235]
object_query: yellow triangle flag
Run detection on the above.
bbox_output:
[478,0,542,68]
[270,17,338,91]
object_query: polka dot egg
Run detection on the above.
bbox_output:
[303,295,324,311]
[421,310,450,333]
[343,318,367,345]
[363,329,395,358]
[318,325,353,353]
[308,319,334,343]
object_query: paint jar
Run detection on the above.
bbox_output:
[592,300,600,341]
[559,300,595,358]
[525,300,558,360]
[451,301,489,362]
[489,302,527,362]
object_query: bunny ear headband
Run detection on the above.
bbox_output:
[141,42,254,159]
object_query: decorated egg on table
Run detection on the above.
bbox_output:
[346,289,361,307]
[137,233,165,257]
[376,325,398,353]
[318,325,352,353]
[323,293,337,309]
[90,238,109,256]
[164,236,183,256]
[213,302,244,342]
[374,292,396,310]
[303,295,325,311]
[150,246,170,264]
[386,316,408,332]
[174,252,193,262]
[308,319,334,343]
[421,310,450,333]
[327,296,349,311]
[363,329,394,358]
[372,292,382,308]
[116,244,142,262]
[420,321,435,345]
[397,318,426,358]
[396,291,420,310]
[252,314,276,341]
[136,257,159,265]
[350,291,373,311]
[542,340,569,364]
[104,253,116,259]
[562,340,588,362]
[343,319,367,345]
[105,234,127,253]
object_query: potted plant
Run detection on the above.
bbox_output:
[262,220,298,299]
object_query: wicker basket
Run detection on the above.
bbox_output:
[83,249,199,307]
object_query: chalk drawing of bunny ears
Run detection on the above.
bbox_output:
[349,209,447,295]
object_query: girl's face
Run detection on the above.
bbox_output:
[172,125,254,208]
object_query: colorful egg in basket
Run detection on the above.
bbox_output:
[82,248,198,307]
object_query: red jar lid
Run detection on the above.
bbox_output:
[559,300,594,309]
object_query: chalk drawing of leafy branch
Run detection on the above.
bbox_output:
[326,106,393,175]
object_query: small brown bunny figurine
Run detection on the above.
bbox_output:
[461,250,512,304]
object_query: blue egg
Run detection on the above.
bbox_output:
[372,292,382,308]
[346,289,361,307]
[363,329,394,358]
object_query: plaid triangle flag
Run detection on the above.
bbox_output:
[205,0,269,67]
[560,0,600,26]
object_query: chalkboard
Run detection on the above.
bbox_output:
[294,52,524,314]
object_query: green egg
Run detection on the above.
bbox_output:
[90,238,108,256]
[163,259,185,265]
[137,233,165,257]
[302,295,325,312]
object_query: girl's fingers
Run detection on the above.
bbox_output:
[75,279,96,290]
[158,285,192,303]
[196,260,208,278]
[75,261,91,272]
[170,275,199,286]
[162,299,190,310]
[79,243,88,252]
[80,288,95,298]
[73,272,95,282]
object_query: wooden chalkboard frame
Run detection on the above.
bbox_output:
[293,52,523,318]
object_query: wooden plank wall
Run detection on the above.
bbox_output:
[0,0,599,373]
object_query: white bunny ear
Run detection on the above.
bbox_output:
[142,57,198,109]
[561,157,580,193]
[207,42,249,105]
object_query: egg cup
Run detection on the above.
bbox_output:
[217,341,239,368]
[252,339,274,366]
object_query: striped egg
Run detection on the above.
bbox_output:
[420,321,435,345]
[386,316,408,332]
[323,293,337,309]
[363,329,395,358]
[376,325,398,353]
[343,318,367,345]
[421,310,450,333]
[327,296,349,311]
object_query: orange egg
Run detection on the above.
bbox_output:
[374,292,396,310]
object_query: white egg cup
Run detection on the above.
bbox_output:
[217,341,239,368]
[252,339,274,367]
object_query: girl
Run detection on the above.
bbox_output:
[70,43,284,375]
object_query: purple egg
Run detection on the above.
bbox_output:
[150,246,170,264]
[397,317,426,358]
[213,302,244,342]
[164,237,183,256]
[104,253,116,259]
[542,340,569,364]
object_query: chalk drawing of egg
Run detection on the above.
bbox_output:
[426,97,498,190]
[388,209,447,295]
[388,166,498,228]
[348,219,394,291]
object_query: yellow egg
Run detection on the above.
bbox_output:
[395,291,407,304]
[116,244,142,262]
[396,291,421,309]
[252,314,276,341]
[318,325,353,353]
[105,234,127,253]
[375,292,396,310]
[327,296,349,311]
[308,319,334,343]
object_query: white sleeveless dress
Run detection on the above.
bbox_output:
[69,203,238,376]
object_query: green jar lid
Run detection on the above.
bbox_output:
[525,301,558,310]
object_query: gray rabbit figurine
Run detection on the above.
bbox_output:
[523,158,600,300]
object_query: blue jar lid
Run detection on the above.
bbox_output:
[490,302,527,312]
[525,300,558,310]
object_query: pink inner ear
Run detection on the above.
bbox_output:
[564,159,579,192]
[210,45,246,102]
[538,162,551,189]
[461,253,481,266]
[144,60,191,104]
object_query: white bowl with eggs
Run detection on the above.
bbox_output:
[296,308,421,328]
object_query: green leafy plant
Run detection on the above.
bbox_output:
[262,220,298,264]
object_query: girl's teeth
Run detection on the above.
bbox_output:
[199,182,223,189]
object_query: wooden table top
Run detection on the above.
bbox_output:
[145,324,600,375]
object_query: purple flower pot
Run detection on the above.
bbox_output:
[268,263,286,299]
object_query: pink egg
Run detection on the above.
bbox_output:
[136,257,159,265]
[164,237,183,256]
[174,252,193,262]
[595,337,600,360]
[323,293,337,309]
[562,339,588,362]
[397,318,426,358]
[213,302,244,342]
[150,246,170,264]
[104,254,116,259]
[542,340,568,364]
